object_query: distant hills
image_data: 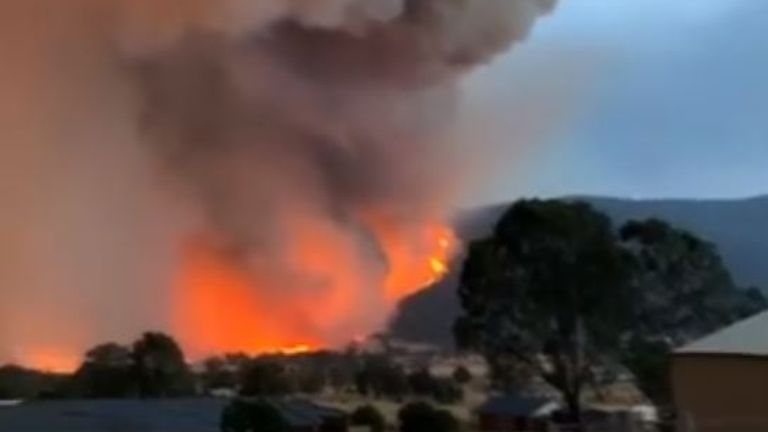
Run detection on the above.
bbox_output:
[391,195,768,346]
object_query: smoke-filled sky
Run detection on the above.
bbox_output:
[470,0,768,203]
[0,0,558,369]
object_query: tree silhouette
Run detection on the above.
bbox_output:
[455,200,633,423]
[74,343,135,397]
[132,332,193,397]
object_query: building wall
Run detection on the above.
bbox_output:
[672,354,768,432]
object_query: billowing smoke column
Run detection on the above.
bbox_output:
[0,0,556,369]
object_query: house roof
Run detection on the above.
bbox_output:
[0,399,226,432]
[0,398,348,431]
[266,398,347,427]
[675,310,768,357]
[478,394,558,418]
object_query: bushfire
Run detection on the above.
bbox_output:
[173,223,458,360]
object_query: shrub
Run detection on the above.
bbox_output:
[220,399,289,432]
[351,405,386,432]
[452,366,472,384]
[398,401,459,432]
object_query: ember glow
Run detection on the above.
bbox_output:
[16,348,81,374]
[174,223,458,359]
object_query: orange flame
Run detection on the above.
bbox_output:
[171,238,323,359]
[173,219,457,359]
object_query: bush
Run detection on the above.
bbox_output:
[355,357,408,400]
[220,399,289,432]
[452,366,472,384]
[432,379,464,405]
[351,405,386,432]
[398,401,459,432]
[407,369,433,396]
[240,361,294,396]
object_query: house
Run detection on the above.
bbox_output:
[477,393,559,432]
[672,310,768,432]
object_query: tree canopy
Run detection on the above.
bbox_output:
[351,405,386,432]
[398,401,459,432]
[127,332,193,397]
[619,218,767,403]
[455,200,633,420]
[455,199,767,418]
[74,343,135,397]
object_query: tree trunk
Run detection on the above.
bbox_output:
[564,390,583,432]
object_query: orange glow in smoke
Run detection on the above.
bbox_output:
[173,220,457,359]
[172,238,323,359]
[19,347,80,373]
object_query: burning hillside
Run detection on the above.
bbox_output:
[0,0,556,369]
[174,224,457,358]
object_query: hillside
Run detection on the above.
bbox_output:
[391,195,768,345]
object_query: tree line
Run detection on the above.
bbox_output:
[0,336,469,404]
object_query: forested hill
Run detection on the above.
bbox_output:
[391,195,768,345]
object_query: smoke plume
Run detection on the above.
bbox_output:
[0,0,556,368]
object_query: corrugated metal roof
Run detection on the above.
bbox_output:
[675,310,768,356]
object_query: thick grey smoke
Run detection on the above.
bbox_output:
[0,0,556,367]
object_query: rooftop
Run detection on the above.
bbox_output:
[675,310,768,357]
[0,397,347,432]
[0,399,226,432]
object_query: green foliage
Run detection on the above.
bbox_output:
[398,401,459,432]
[220,400,289,432]
[351,405,386,432]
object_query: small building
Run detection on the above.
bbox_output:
[478,393,559,432]
[672,310,768,432]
